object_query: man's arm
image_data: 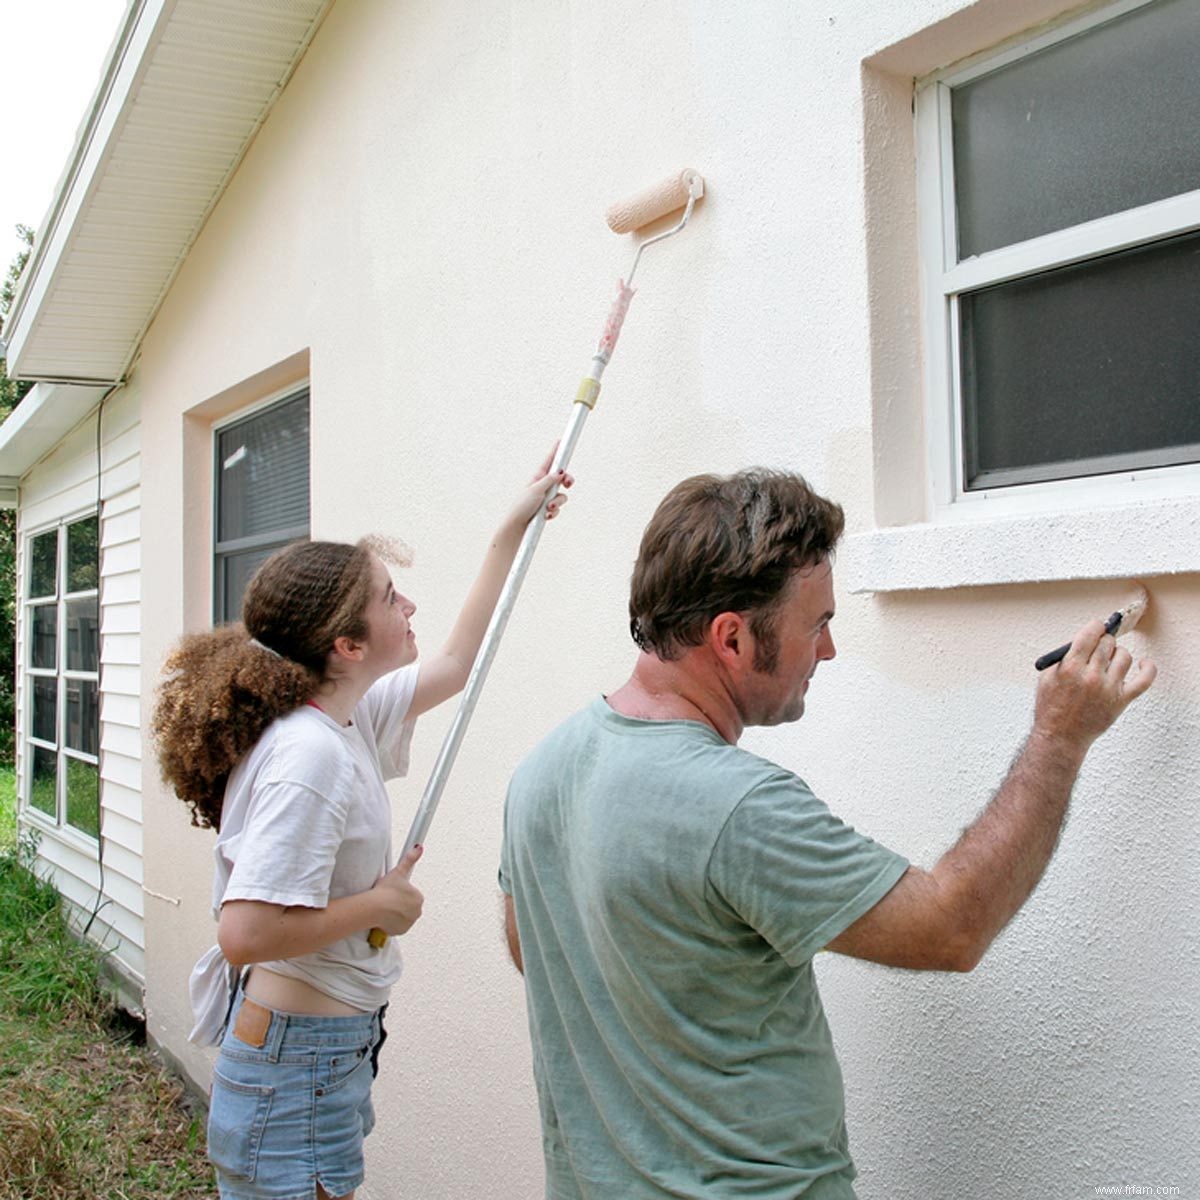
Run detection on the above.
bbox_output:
[504,893,524,974]
[827,619,1156,972]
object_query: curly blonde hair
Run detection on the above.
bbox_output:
[153,539,391,830]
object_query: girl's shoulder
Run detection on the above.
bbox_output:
[251,707,357,800]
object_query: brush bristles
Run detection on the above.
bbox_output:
[1118,585,1149,633]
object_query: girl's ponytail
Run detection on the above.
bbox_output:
[153,626,317,830]
[153,538,382,830]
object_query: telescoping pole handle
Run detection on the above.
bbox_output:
[366,285,635,950]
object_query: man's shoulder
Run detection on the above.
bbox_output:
[514,698,798,792]
[515,700,601,763]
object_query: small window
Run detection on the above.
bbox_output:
[23,514,100,840]
[214,389,310,622]
[918,0,1200,498]
[29,529,57,599]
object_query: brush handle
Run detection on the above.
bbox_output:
[1034,610,1123,671]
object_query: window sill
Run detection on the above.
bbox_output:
[841,495,1200,593]
[20,808,101,856]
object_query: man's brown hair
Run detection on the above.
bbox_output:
[629,469,844,670]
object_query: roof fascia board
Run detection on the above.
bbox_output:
[0,382,111,478]
[106,0,336,384]
[4,0,179,382]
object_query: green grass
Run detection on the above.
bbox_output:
[0,770,214,1199]
[64,758,99,839]
[0,766,14,848]
[25,758,100,838]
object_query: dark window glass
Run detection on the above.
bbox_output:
[30,747,57,818]
[66,516,99,593]
[953,0,1200,257]
[65,680,99,757]
[29,531,57,598]
[31,605,57,670]
[65,759,100,839]
[32,678,57,744]
[959,231,1200,489]
[221,546,282,624]
[66,598,100,673]
[217,393,310,543]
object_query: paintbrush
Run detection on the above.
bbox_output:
[1034,585,1150,671]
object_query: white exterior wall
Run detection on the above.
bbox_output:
[134,1,1198,1197]
[17,385,144,985]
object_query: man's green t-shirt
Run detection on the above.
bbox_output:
[500,699,908,1200]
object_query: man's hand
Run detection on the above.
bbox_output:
[828,620,1156,973]
[1032,618,1156,753]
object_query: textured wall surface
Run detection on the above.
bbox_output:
[137,0,1198,1196]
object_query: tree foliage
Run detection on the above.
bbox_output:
[0,225,36,762]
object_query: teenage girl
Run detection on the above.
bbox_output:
[153,457,571,1200]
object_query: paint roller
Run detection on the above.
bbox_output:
[1034,584,1149,671]
[368,168,706,948]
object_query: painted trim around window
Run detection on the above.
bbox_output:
[855,0,1200,591]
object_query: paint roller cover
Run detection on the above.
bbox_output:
[606,169,704,234]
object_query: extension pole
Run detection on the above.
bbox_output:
[368,170,704,948]
[403,376,595,854]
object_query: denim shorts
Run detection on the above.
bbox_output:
[207,990,386,1200]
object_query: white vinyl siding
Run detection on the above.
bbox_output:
[16,387,144,982]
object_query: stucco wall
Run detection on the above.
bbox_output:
[137,1,1198,1196]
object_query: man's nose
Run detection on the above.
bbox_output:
[820,627,836,661]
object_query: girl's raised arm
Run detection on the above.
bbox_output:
[408,451,573,719]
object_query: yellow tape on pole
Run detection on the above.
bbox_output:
[575,378,601,410]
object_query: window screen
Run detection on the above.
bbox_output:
[952,0,1200,257]
[936,0,1200,492]
[960,231,1200,488]
[214,390,311,622]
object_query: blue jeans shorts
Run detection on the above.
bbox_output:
[207,990,387,1199]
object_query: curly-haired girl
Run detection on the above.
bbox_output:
[154,457,571,1200]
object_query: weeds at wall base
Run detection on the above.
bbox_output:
[0,818,213,1199]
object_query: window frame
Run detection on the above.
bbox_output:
[916,0,1200,523]
[212,385,311,624]
[22,511,101,845]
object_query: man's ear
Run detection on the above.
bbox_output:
[707,612,751,670]
[330,634,366,663]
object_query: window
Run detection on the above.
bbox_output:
[25,515,100,840]
[214,389,310,622]
[917,0,1200,503]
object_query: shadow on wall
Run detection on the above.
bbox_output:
[868,576,1168,691]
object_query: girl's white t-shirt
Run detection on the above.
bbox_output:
[188,664,419,1044]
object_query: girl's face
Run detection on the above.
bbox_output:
[362,553,418,674]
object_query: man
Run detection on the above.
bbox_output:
[499,469,1155,1199]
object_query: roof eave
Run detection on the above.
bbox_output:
[4,0,170,385]
[0,381,112,481]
